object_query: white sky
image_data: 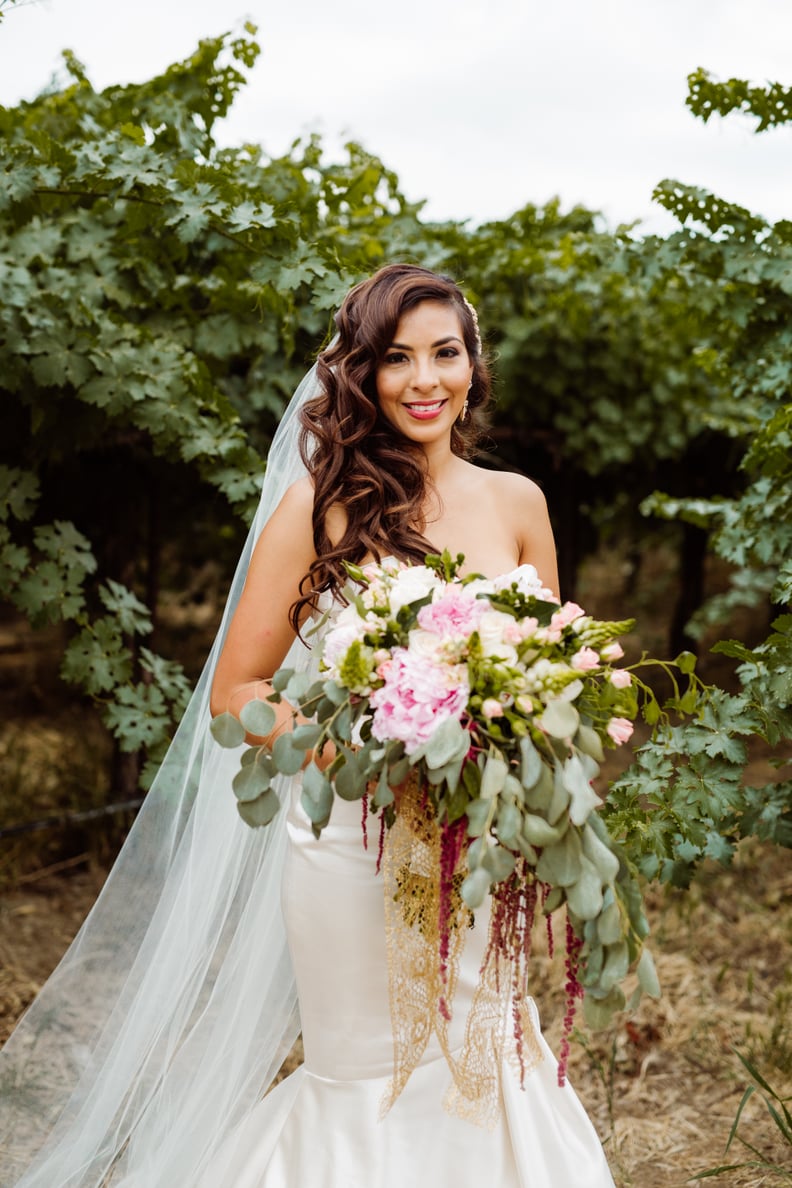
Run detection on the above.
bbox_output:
[1,0,790,235]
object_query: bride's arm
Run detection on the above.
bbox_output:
[507,474,560,600]
[210,476,318,741]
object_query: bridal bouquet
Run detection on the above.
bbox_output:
[212,552,686,1087]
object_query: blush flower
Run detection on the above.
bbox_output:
[609,669,632,689]
[481,698,504,719]
[570,647,600,672]
[369,647,469,755]
[418,586,484,639]
[606,717,634,745]
[600,642,624,661]
[550,602,586,631]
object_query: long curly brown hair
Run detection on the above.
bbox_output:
[291,263,491,629]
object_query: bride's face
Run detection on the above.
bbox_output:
[375,300,473,445]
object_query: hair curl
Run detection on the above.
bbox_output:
[290,263,491,630]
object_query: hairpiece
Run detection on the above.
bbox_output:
[463,296,482,355]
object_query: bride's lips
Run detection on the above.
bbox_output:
[403,399,448,420]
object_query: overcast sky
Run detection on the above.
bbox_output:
[1,0,789,235]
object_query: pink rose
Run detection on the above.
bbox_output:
[481,698,504,719]
[550,602,586,631]
[571,647,600,672]
[601,642,624,661]
[609,669,632,689]
[606,717,634,745]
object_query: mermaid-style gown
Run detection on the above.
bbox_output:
[198,781,615,1187]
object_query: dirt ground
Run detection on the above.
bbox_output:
[1,840,790,1187]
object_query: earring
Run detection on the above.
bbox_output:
[461,398,469,422]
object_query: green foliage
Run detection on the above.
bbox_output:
[607,69,792,885]
[696,1049,792,1181]
[1,35,790,883]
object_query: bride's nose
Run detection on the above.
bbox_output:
[410,357,439,392]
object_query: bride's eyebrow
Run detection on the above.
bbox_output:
[387,336,464,350]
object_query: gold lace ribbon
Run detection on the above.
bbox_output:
[380,780,542,1128]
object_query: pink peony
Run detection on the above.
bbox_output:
[550,602,586,631]
[417,586,484,639]
[370,647,469,755]
[570,647,600,672]
[609,669,632,689]
[606,717,634,745]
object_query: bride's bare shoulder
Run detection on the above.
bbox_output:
[467,464,550,514]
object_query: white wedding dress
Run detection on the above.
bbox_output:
[196,571,616,1188]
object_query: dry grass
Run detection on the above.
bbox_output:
[2,842,790,1187]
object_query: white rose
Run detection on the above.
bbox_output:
[388,566,440,615]
[407,628,444,661]
[477,610,519,664]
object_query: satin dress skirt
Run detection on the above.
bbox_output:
[198,796,615,1187]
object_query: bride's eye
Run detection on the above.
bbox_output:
[383,351,407,365]
[437,347,459,359]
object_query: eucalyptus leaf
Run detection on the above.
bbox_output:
[596,898,624,946]
[564,754,601,826]
[373,768,395,807]
[465,798,492,838]
[547,765,571,825]
[583,987,626,1030]
[239,745,260,768]
[316,697,336,723]
[284,671,311,704]
[482,845,516,881]
[575,723,604,763]
[520,736,543,788]
[494,800,521,847]
[524,762,553,811]
[539,699,580,740]
[535,829,582,887]
[503,773,524,803]
[209,712,245,749]
[565,854,604,921]
[480,753,509,799]
[460,866,491,910]
[415,716,469,770]
[238,699,276,738]
[388,756,410,785]
[231,762,272,803]
[637,946,661,998]
[522,812,567,848]
[542,886,565,914]
[301,761,333,825]
[582,822,620,884]
[236,788,280,828]
[335,756,366,802]
[333,702,353,742]
[272,732,306,776]
[582,942,605,987]
[291,722,324,748]
[514,835,538,864]
[272,668,294,694]
[323,680,347,707]
[599,941,630,992]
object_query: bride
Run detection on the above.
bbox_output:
[0,264,615,1186]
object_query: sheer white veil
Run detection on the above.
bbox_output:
[0,361,326,1186]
